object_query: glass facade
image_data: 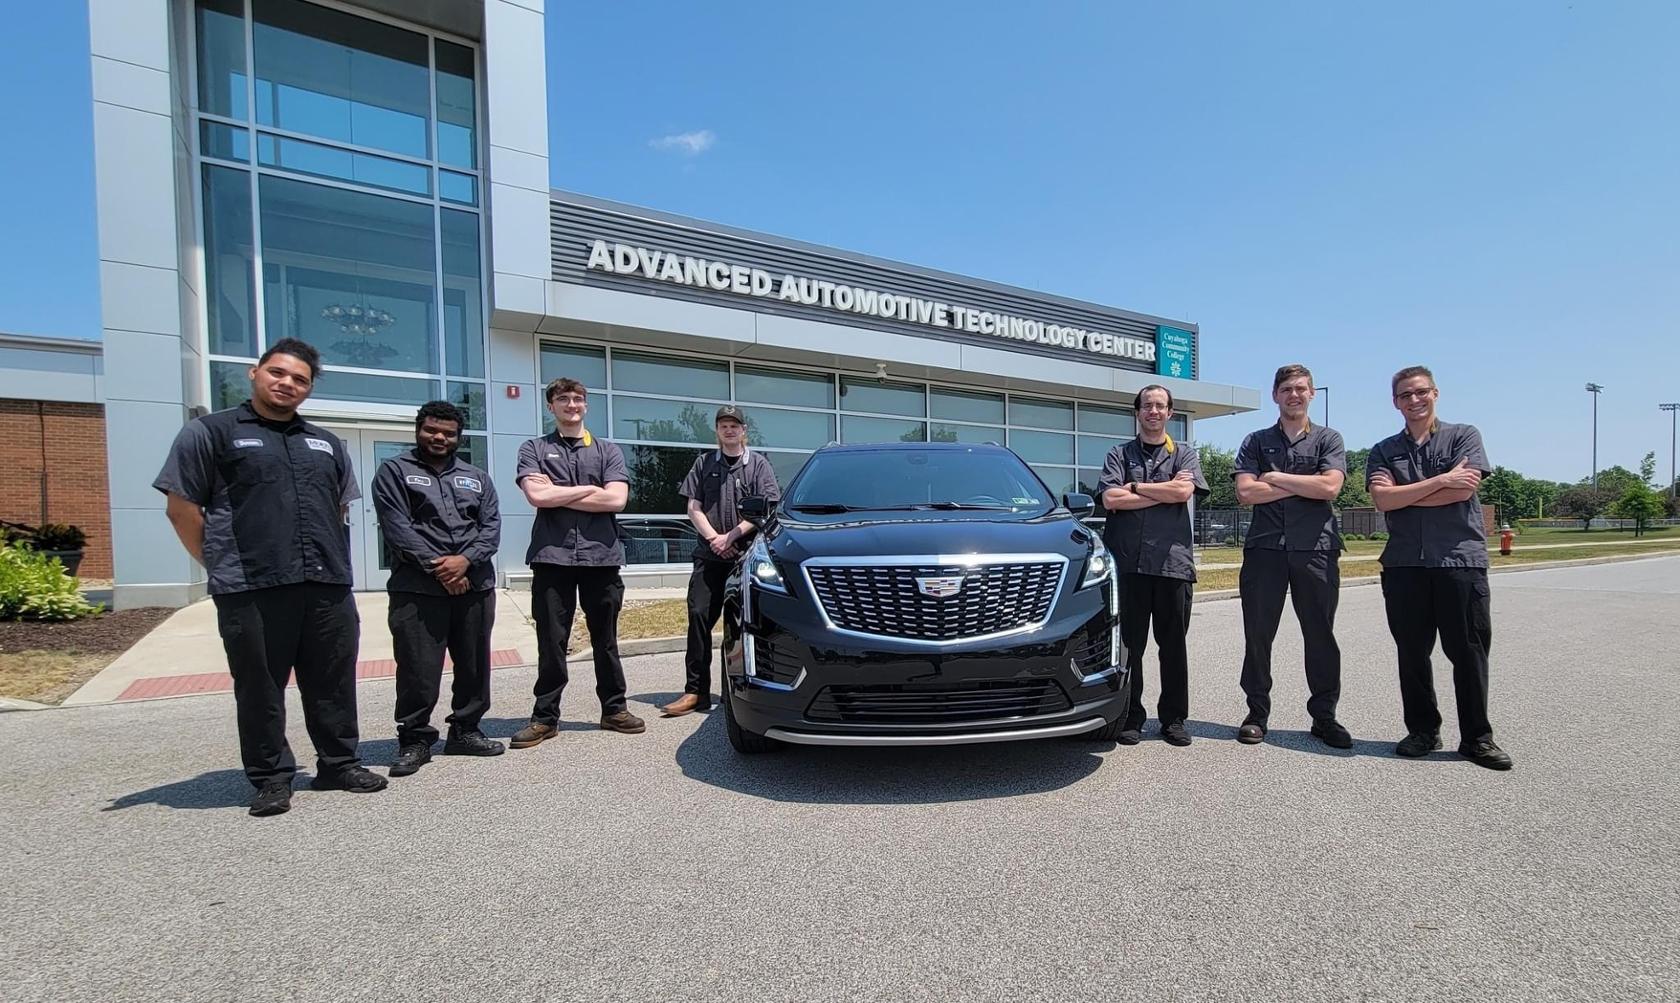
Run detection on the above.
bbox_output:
[537,340,1191,563]
[193,0,484,437]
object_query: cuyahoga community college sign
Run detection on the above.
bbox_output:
[585,239,1160,365]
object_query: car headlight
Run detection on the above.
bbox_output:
[746,536,787,592]
[1079,543,1113,590]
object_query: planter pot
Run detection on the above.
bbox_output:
[40,550,84,577]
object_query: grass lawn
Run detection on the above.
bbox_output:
[0,651,114,705]
[1516,524,1676,539]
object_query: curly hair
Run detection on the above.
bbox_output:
[415,400,466,430]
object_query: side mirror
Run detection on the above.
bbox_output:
[1063,492,1095,517]
[740,495,773,524]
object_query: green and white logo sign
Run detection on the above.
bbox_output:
[1155,326,1194,380]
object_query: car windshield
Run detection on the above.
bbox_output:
[784,447,1054,513]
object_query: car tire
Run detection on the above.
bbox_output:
[1088,716,1131,742]
[723,683,778,755]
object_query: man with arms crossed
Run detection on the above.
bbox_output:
[1367,366,1512,770]
[1099,385,1210,747]
[510,377,645,746]
[154,338,386,816]
[373,400,505,776]
[663,405,781,717]
[1232,364,1352,748]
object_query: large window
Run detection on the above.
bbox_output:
[533,341,1192,562]
[193,0,484,427]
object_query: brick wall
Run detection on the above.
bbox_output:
[0,399,112,578]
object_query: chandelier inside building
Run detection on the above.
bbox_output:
[321,303,399,367]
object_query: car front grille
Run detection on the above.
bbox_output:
[751,637,804,685]
[805,679,1073,724]
[805,560,1063,641]
[1070,618,1115,675]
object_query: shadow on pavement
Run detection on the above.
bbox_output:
[674,706,1111,805]
[1185,719,1430,760]
[104,769,250,811]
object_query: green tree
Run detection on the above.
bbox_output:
[1638,451,1657,487]
[1610,482,1664,537]
[1556,485,1613,530]
[1590,465,1642,498]
[1198,445,1237,508]
[1479,466,1524,522]
[1336,447,1373,509]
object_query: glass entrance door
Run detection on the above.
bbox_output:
[326,427,415,591]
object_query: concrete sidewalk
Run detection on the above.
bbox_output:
[1195,534,1680,570]
[63,584,690,706]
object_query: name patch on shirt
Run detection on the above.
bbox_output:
[232,438,263,449]
[546,453,560,459]
[304,437,335,455]
[405,474,433,487]
[453,476,482,493]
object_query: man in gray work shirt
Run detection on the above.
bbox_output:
[372,400,504,777]
[1098,384,1210,747]
[1367,365,1511,770]
[509,376,645,747]
[1232,364,1352,749]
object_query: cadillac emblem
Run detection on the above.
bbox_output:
[915,575,966,598]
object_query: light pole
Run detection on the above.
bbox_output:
[1317,385,1331,429]
[1662,403,1679,500]
[1585,383,1604,488]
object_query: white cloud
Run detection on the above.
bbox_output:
[649,129,716,156]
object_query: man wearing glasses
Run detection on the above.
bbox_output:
[509,378,645,747]
[1232,364,1351,749]
[1099,384,1210,747]
[1367,366,1512,770]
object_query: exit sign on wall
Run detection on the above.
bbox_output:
[1155,326,1194,380]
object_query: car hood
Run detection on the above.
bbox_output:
[766,510,1095,564]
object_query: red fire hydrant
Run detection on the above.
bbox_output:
[1499,525,1514,556]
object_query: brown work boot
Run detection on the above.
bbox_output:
[509,720,559,749]
[600,710,647,734]
[660,693,708,717]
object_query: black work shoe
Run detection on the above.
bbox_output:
[1161,720,1192,747]
[600,710,647,734]
[1117,728,1143,746]
[444,731,506,757]
[1311,720,1354,750]
[249,781,292,817]
[388,742,433,777]
[1237,722,1266,745]
[1459,737,1513,771]
[1395,731,1443,758]
[309,765,389,793]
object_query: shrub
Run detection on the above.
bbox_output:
[1343,533,1364,541]
[32,523,87,551]
[1370,531,1389,541]
[0,542,101,621]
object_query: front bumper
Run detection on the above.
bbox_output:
[724,575,1126,746]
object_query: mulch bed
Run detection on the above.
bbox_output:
[0,607,177,655]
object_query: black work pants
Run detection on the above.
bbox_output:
[683,558,732,696]
[213,583,361,789]
[1380,566,1494,741]
[1238,548,1342,727]
[1118,572,1194,728]
[530,564,626,722]
[389,588,496,746]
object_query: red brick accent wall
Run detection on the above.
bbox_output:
[0,399,112,578]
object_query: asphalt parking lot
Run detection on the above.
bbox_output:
[3,557,1677,1002]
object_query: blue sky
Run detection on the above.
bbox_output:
[3,1,1676,483]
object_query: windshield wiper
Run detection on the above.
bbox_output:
[913,501,1016,510]
[787,503,864,513]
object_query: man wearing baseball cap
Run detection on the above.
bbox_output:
[662,405,781,716]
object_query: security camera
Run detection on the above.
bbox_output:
[874,362,888,385]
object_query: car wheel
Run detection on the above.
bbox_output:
[1088,716,1131,741]
[723,682,778,755]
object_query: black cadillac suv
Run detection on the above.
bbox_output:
[719,441,1127,753]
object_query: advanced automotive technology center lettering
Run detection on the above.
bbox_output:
[585,239,1158,364]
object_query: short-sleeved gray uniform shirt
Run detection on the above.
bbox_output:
[678,447,782,563]
[1097,437,1211,582]
[152,401,360,595]
[1366,421,1491,569]
[1234,422,1347,551]
[515,431,630,567]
